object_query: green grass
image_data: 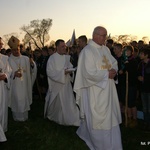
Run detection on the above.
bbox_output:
[1,98,150,150]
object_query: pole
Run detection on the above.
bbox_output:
[125,71,128,127]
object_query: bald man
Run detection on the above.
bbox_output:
[74,26,122,150]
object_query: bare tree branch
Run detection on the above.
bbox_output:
[20,18,52,49]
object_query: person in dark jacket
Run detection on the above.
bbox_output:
[138,48,150,130]
[122,45,138,127]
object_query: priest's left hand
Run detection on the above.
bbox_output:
[108,69,117,79]
[0,73,7,81]
[29,57,34,63]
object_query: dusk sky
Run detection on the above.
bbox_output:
[1,0,150,44]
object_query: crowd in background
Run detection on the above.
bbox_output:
[0,34,150,145]
[107,39,150,130]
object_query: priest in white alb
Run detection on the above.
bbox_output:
[0,124,6,142]
[44,39,80,126]
[74,26,122,150]
[0,37,12,141]
[8,36,36,121]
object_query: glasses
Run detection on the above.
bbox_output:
[97,34,107,38]
[12,48,20,52]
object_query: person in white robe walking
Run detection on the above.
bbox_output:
[0,37,12,142]
[8,36,36,121]
[44,39,80,126]
[0,124,6,142]
[0,53,12,132]
[74,26,122,150]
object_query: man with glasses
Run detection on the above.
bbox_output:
[74,26,122,150]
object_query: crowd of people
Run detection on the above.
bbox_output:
[0,25,150,150]
[111,39,150,131]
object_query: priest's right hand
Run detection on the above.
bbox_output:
[65,69,72,75]
[14,71,22,78]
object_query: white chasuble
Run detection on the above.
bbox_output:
[74,40,121,130]
[74,40,122,150]
[45,52,80,126]
[8,54,32,116]
[0,124,6,142]
[0,54,12,132]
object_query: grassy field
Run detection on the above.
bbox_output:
[0,97,150,150]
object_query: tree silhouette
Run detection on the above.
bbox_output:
[111,35,138,45]
[20,18,52,50]
[142,36,149,44]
